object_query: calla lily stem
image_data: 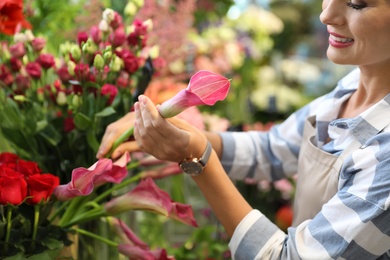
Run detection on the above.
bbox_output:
[106,127,134,158]
[73,227,118,247]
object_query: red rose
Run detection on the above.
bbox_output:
[26,62,42,79]
[37,53,56,69]
[0,0,32,35]
[0,175,27,205]
[101,84,118,105]
[26,174,60,204]
[16,159,42,176]
[0,152,19,164]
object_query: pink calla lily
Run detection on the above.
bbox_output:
[54,152,130,201]
[158,70,230,118]
[107,217,173,260]
[169,202,198,227]
[104,177,173,216]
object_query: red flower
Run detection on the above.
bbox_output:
[16,159,42,176]
[0,0,32,35]
[37,53,56,69]
[101,83,118,105]
[0,64,13,85]
[0,175,27,205]
[90,25,101,43]
[26,173,60,204]
[25,61,42,79]
[64,117,75,133]
[9,57,22,71]
[77,31,88,46]
[0,152,19,164]
[57,65,72,83]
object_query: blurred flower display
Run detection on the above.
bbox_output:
[0,4,162,183]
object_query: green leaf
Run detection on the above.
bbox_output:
[95,107,116,118]
[38,124,62,146]
[0,98,23,129]
[73,113,92,130]
[86,129,99,153]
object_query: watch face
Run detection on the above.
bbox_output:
[179,161,203,175]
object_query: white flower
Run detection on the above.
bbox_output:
[102,8,115,23]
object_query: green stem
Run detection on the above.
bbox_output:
[73,227,118,247]
[61,208,106,229]
[93,172,142,204]
[49,200,70,222]
[105,127,134,158]
[32,205,40,241]
[5,206,12,243]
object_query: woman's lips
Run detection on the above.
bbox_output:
[328,33,354,48]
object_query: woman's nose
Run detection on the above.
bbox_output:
[320,0,345,26]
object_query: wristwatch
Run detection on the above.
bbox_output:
[179,141,212,176]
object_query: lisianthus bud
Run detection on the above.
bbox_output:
[98,20,110,33]
[109,56,123,72]
[103,51,112,62]
[149,46,159,59]
[82,39,97,54]
[72,94,81,108]
[90,26,102,43]
[56,91,67,105]
[14,33,28,43]
[102,8,115,23]
[70,45,81,62]
[93,54,104,70]
[67,61,76,76]
[134,0,144,8]
[143,19,153,32]
[124,2,138,17]
[13,95,27,102]
[25,30,35,42]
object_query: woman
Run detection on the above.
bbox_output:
[97,0,390,259]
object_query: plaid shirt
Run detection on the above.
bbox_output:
[220,68,390,259]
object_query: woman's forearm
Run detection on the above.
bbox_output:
[191,150,252,237]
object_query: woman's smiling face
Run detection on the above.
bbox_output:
[320,0,390,68]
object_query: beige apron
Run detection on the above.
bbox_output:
[292,115,362,226]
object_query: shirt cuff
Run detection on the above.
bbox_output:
[229,209,264,255]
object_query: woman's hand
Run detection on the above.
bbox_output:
[96,112,139,159]
[134,95,208,163]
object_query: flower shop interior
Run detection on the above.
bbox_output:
[0,0,355,259]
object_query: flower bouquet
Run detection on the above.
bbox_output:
[0,5,162,183]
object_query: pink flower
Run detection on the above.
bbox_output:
[25,62,42,79]
[90,25,101,43]
[9,42,25,58]
[110,28,126,47]
[54,152,130,201]
[37,53,56,69]
[31,37,46,52]
[77,31,89,46]
[170,202,198,227]
[105,178,173,216]
[158,70,230,118]
[108,217,149,249]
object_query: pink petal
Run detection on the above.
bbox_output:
[107,217,148,249]
[158,70,230,118]
[187,70,230,105]
[94,152,130,186]
[104,178,173,216]
[169,202,198,227]
[118,244,156,260]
